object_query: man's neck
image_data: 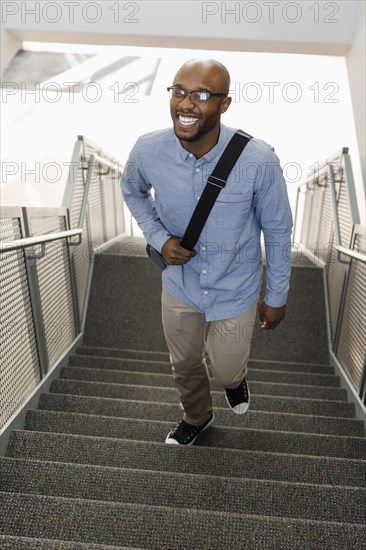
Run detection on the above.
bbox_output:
[180,127,221,159]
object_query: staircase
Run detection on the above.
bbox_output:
[1,241,366,549]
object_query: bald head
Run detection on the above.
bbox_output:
[169,58,232,157]
[173,58,231,95]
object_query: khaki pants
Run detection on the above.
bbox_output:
[162,286,258,426]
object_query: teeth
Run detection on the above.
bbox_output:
[179,115,198,126]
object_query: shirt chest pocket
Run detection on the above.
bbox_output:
[215,193,252,229]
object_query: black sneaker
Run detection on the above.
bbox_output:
[165,414,214,445]
[225,378,250,414]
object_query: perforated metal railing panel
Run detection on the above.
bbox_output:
[29,214,76,367]
[298,149,365,399]
[337,232,366,391]
[0,217,40,429]
[63,136,124,326]
[1,137,125,434]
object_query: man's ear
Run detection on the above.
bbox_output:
[221,96,232,114]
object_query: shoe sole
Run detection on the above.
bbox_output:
[165,415,214,446]
[225,386,250,415]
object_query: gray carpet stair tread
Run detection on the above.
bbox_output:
[1,492,366,550]
[24,410,366,459]
[69,348,334,375]
[1,458,365,524]
[59,367,347,400]
[0,535,134,549]
[7,431,366,488]
[38,394,365,437]
[3,239,365,549]
[50,380,356,418]
[84,255,330,364]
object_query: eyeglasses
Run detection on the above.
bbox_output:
[167,87,227,103]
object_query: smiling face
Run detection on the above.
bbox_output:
[169,59,232,157]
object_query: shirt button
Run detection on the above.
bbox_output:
[197,196,200,200]
[195,168,200,173]
[202,246,206,251]
[202,270,207,274]
[189,153,193,158]
[204,291,208,295]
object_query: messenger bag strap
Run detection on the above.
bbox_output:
[180,129,253,250]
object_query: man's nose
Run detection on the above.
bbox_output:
[179,93,195,108]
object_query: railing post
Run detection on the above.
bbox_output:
[66,210,82,336]
[21,207,49,378]
[359,352,366,406]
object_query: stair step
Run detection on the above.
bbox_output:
[7,431,366,488]
[1,457,365,524]
[39,393,365,437]
[51,380,356,418]
[0,535,133,549]
[71,352,336,375]
[64,362,341,387]
[24,410,366,459]
[1,492,365,549]
[60,367,347,401]
[76,346,170,362]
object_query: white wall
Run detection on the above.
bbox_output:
[346,0,365,188]
[1,1,364,221]
[2,47,363,217]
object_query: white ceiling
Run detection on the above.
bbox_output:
[2,1,361,55]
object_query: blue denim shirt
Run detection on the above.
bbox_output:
[121,123,293,321]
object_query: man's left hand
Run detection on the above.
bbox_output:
[259,301,286,330]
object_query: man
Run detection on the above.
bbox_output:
[121,58,293,445]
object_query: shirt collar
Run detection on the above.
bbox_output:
[174,123,231,162]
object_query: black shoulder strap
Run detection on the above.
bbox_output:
[180,129,252,250]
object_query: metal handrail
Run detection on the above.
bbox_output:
[93,153,122,172]
[69,155,95,247]
[335,244,366,263]
[70,153,122,246]
[0,149,122,253]
[0,229,82,253]
[292,182,307,244]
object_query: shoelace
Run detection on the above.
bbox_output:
[172,420,193,435]
[227,381,247,403]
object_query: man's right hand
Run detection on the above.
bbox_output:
[161,237,196,265]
